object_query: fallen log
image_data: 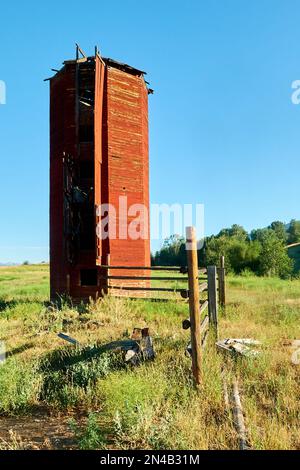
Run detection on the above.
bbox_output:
[231,378,249,450]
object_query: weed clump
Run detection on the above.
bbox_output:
[39,346,124,409]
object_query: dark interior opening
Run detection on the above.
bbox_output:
[79,160,94,179]
[80,269,98,286]
[79,211,95,250]
[79,124,94,143]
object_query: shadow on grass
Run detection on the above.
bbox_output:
[0,297,46,314]
[6,342,35,358]
[0,298,19,312]
[43,297,89,314]
[40,340,138,372]
[38,342,132,406]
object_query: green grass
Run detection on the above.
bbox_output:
[0,265,299,449]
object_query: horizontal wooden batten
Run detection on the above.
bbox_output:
[199,282,208,292]
[201,328,209,350]
[182,312,209,331]
[107,285,188,293]
[99,265,207,274]
[200,300,209,314]
[99,265,183,271]
[101,275,189,281]
[201,314,209,333]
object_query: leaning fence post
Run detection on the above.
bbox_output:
[186,226,202,386]
[207,265,218,340]
[218,255,226,313]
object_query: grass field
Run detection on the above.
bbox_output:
[0,265,299,450]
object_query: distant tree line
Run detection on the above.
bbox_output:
[152,219,300,279]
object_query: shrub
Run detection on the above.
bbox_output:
[70,413,107,450]
[0,358,42,414]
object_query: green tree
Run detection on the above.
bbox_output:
[268,221,287,244]
[250,227,269,242]
[208,224,250,273]
[153,217,297,278]
[258,231,293,278]
[162,234,184,250]
[227,239,261,273]
[206,234,259,274]
[153,235,185,266]
[205,235,230,270]
[226,239,249,273]
[245,240,261,272]
[228,224,249,241]
[287,219,300,245]
[217,228,231,238]
[218,224,248,241]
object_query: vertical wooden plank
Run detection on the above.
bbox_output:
[186,226,202,386]
[208,265,218,339]
[218,255,226,312]
[94,54,105,265]
[66,274,70,295]
[220,255,225,268]
[106,253,111,295]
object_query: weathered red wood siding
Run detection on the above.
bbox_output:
[105,66,150,291]
[50,56,150,301]
[50,64,76,300]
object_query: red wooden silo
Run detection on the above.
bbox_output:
[49,49,151,302]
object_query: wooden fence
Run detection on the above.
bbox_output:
[184,227,226,385]
[100,226,226,386]
[99,255,207,302]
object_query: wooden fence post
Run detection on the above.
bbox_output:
[207,265,218,339]
[106,254,111,295]
[186,226,202,386]
[218,255,226,313]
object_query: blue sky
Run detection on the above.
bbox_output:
[0,0,300,263]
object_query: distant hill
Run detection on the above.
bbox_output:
[0,262,19,266]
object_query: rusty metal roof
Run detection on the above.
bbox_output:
[46,55,148,84]
[62,55,146,76]
[102,57,146,76]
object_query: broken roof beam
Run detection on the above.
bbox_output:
[103,57,146,76]
[76,43,87,59]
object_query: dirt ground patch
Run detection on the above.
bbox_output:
[0,409,83,449]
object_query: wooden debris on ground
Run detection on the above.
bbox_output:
[221,368,250,450]
[125,327,155,364]
[216,338,261,357]
[57,332,81,347]
[0,340,5,364]
[218,339,255,449]
[231,378,250,450]
[57,327,155,366]
[290,340,300,365]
